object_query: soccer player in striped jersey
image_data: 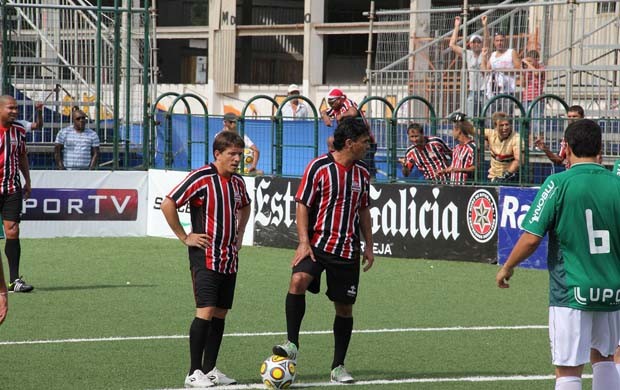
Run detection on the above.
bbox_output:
[496,119,620,390]
[439,115,476,184]
[272,118,375,384]
[0,95,33,293]
[399,123,452,182]
[162,131,251,388]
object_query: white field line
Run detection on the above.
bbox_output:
[157,374,593,389]
[0,325,546,346]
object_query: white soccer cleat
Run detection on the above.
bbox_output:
[330,365,354,384]
[205,367,237,385]
[184,369,214,388]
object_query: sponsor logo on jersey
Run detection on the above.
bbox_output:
[466,189,498,243]
[529,180,556,223]
[351,180,361,193]
[574,287,620,306]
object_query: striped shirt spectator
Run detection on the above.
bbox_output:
[400,123,452,182]
[450,140,476,184]
[296,153,370,260]
[54,110,100,170]
[0,121,27,195]
[167,163,251,274]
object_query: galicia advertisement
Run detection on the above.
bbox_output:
[253,177,499,262]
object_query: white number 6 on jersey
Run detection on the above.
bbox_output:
[586,209,610,254]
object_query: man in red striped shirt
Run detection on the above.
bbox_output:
[0,95,33,293]
[321,88,377,178]
[399,123,452,182]
[273,118,375,384]
[162,131,251,388]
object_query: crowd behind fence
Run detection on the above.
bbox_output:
[21,91,620,189]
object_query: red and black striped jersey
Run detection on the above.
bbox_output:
[167,163,251,274]
[325,98,374,142]
[0,122,27,195]
[296,153,370,260]
[450,140,476,184]
[404,136,452,181]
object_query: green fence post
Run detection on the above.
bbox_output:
[240,95,281,174]
[167,93,208,169]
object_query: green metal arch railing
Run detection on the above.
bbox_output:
[165,93,208,169]
[240,95,280,174]
[150,92,179,168]
[358,96,396,180]
[273,95,320,176]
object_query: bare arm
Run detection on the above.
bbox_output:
[292,202,315,267]
[496,232,542,288]
[54,144,65,170]
[161,197,209,249]
[482,15,489,50]
[31,102,43,131]
[481,47,490,70]
[512,49,522,69]
[535,138,564,165]
[0,257,7,325]
[249,145,260,172]
[449,17,463,56]
[359,207,374,272]
[18,149,31,200]
[89,146,99,170]
[321,110,332,127]
[236,204,251,249]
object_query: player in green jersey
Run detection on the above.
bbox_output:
[496,119,620,390]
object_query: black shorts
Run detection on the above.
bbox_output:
[293,247,360,304]
[0,192,22,222]
[190,265,237,309]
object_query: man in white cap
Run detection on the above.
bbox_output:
[281,84,308,119]
[449,15,489,118]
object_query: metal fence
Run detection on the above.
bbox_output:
[0,0,154,170]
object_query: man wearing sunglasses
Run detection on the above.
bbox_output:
[54,109,100,170]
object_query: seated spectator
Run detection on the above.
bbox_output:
[54,109,100,170]
[399,123,452,182]
[221,113,263,175]
[534,105,584,168]
[484,112,520,182]
[439,113,476,184]
[281,84,308,119]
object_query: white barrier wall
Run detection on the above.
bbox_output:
[22,171,148,238]
[146,169,255,246]
[21,170,256,245]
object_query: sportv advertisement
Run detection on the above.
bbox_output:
[253,177,499,262]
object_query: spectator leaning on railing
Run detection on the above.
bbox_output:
[438,113,476,184]
[399,122,452,182]
[534,105,584,168]
[484,111,520,183]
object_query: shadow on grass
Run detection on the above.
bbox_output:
[34,284,157,292]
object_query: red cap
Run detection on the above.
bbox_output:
[327,88,344,99]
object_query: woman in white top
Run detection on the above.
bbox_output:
[482,32,521,115]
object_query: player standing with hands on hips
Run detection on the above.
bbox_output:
[272,117,375,384]
[161,131,251,388]
[496,119,620,390]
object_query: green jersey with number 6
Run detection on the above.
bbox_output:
[522,163,620,311]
